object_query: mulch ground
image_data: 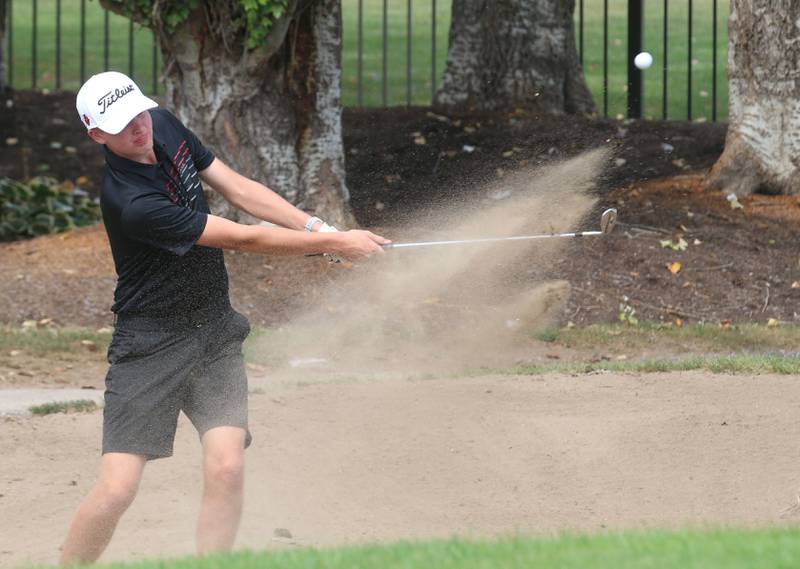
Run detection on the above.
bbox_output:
[1,91,799,328]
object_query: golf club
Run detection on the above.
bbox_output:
[382,208,618,251]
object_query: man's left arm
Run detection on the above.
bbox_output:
[199,157,326,231]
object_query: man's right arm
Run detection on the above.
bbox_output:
[196,214,388,260]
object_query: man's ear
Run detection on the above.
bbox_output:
[87,128,106,144]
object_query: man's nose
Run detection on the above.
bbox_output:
[130,115,147,133]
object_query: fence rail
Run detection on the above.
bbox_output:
[2,0,730,121]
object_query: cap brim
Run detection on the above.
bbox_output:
[98,94,159,135]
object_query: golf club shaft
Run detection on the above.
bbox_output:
[383,230,605,250]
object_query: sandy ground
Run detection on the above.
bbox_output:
[2,370,800,567]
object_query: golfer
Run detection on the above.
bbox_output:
[60,71,388,564]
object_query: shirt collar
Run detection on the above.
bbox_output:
[104,137,168,181]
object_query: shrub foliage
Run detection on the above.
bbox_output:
[0,177,101,240]
[104,0,290,50]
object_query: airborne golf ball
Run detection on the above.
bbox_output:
[634,52,653,70]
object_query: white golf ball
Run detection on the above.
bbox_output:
[634,52,653,70]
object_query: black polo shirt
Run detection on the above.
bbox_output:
[100,108,230,318]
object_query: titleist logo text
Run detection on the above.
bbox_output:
[97,85,135,114]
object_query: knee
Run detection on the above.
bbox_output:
[206,454,244,492]
[94,479,139,515]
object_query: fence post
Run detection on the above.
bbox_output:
[32,0,37,89]
[579,0,584,66]
[128,19,133,78]
[357,0,363,107]
[382,0,387,106]
[431,0,436,104]
[56,0,62,90]
[103,10,109,71]
[662,0,668,119]
[687,0,693,120]
[406,0,411,107]
[712,0,717,121]
[602,0,608,117]
[0,0,7,93]
[80,0,85,84]
[627,0,643,119]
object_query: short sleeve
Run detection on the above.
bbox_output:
[161,109,215,171]
[121,192,208,256]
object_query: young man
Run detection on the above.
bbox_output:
[60,71,388,564]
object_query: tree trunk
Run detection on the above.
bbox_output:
[435,0,595,114]
[103,0,353,227]
[707,0,800,196]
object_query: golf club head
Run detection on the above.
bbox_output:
[600,208,618,235]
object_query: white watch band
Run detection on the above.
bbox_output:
[304,216,323,232]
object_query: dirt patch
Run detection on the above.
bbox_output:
[2,370,800,566]
[563,175,800,325]
[0,349,107,389]
[1,90,799,330]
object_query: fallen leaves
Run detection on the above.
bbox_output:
[667,261,682,274]
[425,111,450,123]
[22,318,54,330]
[726,193,744,209]
[660,237,688,251]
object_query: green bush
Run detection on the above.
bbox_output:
[0,176,101,240]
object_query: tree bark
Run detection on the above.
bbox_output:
[102,0,354,226]
[707,0,800,196]
[434,0,595,114]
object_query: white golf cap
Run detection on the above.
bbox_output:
[76,71,158,134]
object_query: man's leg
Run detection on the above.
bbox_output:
[60,453,147,565]
[196,426,247,554]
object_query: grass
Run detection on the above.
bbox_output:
[5,321,799,377]
[5,0,162,95]
[5,0,729,119]
[576,0,730,121]
[29,399,98,415]
[0,324,111,355]
[508,352,800,377]
[535,322,800,354]
[49,528,800,569]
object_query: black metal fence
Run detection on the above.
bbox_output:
[2,0,729,121]
[4,0,161,95]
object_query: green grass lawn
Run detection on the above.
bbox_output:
[5,0,729,119]
[537,321,800,354]
[45,528,800,569]
[3,322,798,376]
[5,0,162,95]
[0,323,111,354]
[577,0,729,121]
